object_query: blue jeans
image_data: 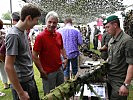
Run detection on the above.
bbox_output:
[11,77,40,100]
[64,56,78,77]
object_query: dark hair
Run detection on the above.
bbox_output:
[110,19,120,27]
[64,18,72,24]
[20,4,41,22]
[0,19,3,29]
[12,12,20,22]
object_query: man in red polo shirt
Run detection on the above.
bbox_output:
[33,11,67,94]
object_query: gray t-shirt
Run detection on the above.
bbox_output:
[6,26,33,82]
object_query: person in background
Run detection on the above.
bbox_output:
[33,11,67,94]
[58,18,83,81]
[99,26,111,61]
[82,26,87,38]
[93,25,101,50]
[5,4,41,100]
[12,12,20,25]
[0,19,9,89]
[86,24,91,41]
[0,19,6,97]
[104,15,133,100]
[86,24,91,50]
[77,25,81,32]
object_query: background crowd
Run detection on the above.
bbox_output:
[0,3,133,100]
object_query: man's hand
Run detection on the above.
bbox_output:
[32,51,48,79]
[19,91,30,100]
[119,85,129,96]
[62,58,68,70]
[95,34,99,37]
[40,69,48,80]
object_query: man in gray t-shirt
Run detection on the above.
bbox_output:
[6,26,33,82]
[5,4,41,100]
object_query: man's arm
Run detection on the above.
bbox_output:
[5,55,29,100]
[124,64,133,84]
[99,45,108,52]
[119,64,133,96]
[61,48,67,59]
[60,48,68,70]
[32,51,47,79]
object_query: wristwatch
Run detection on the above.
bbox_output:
[123,83,130,89]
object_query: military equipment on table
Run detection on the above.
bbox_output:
[80,64,94,69]
[42,62,108,100]
[80,49,100,61]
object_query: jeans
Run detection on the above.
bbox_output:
[11,77,40,100]
[64,56,78,77]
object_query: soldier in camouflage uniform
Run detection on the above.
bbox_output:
[104,15,133,100]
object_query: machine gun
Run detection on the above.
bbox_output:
[42,62,108,100]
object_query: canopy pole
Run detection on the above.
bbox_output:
[10,0,12,26]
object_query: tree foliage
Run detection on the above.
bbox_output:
[22,0,126,24]
[1,11,11,20]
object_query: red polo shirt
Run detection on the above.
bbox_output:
[33,28,63,74]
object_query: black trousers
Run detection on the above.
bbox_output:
[93,38,98,50]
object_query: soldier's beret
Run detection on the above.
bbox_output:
[103,15,119,25]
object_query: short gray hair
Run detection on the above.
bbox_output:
[45,11,59,23]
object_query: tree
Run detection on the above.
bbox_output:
[1,11,11,20]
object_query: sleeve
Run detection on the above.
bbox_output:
[6,34,19,56]
[33,34,43,52]
[125,39,133,64]
[78,31,83,45]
